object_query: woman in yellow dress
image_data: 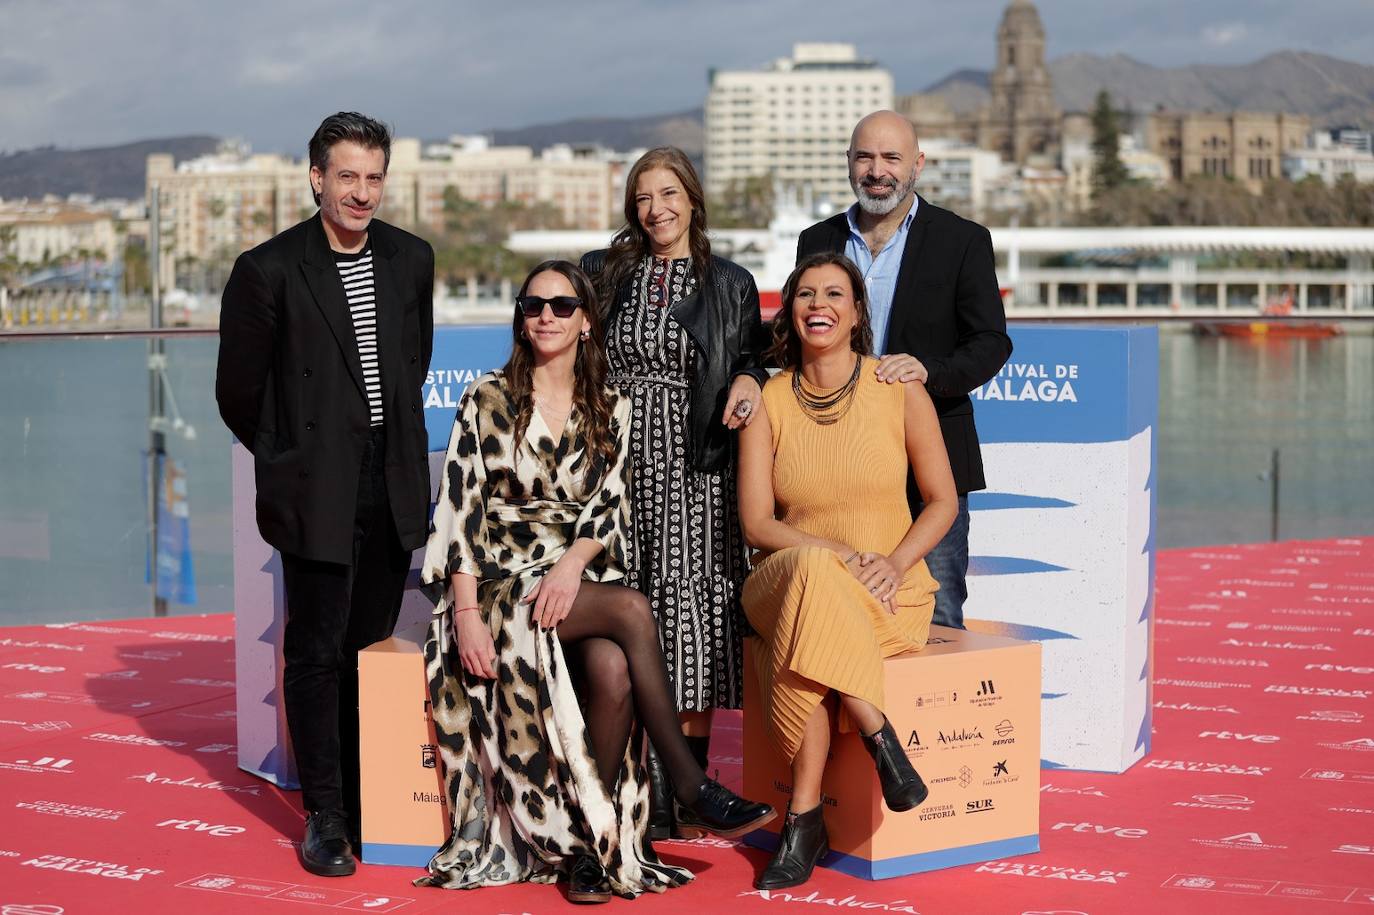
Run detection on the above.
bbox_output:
[737,252,959,890]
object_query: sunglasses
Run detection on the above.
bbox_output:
[516,295,584,318]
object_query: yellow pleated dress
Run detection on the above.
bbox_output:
[743,357,938,762]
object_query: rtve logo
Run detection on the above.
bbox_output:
[1051,821,1148,838]
[156,818,245,837]
[1199,730,1280,744]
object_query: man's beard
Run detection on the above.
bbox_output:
[852,170,918,216]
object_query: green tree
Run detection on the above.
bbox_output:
[1091,90,1129,199]
[710,176,775,228]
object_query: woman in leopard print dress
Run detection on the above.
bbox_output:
[416,261,774,903]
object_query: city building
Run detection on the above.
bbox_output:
[1283,131,1374,185]
[0,197,119,264]
[896,0,1060,166]
[915,139,1008,218]
[1061,115,1170,211]
[145,138,618,290]
[704,42,894,204]
[1146,110,1311,192]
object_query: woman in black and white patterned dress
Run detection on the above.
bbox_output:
[581,147,769,839]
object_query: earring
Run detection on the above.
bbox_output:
[580,330,590,340]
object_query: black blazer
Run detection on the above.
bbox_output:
[580,249,768,474]
[797,197,1012,495]
[216,213,435,563]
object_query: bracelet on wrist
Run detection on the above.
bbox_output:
[844,551,859,564]
[450,605,481,615]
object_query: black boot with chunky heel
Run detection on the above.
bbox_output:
[644,745,675,841]
[862,717,929,812]
[754,806,829,890]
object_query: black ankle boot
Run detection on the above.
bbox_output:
[861,718,929,812]
[674,778,776,839]
[755,806,829,890]
[644,745,675,841]
[300,809,355,877]
[567,853,611,904]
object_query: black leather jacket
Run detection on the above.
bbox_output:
[580,249,769,473]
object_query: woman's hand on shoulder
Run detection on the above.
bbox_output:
[452,607,497,679]
[876,353,928,385]
[525,552,587,629]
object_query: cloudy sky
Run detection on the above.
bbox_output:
[2,0,1369,153]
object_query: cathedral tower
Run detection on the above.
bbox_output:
[980,0,1061,163]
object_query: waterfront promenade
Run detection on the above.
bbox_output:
[2,537,1371,913]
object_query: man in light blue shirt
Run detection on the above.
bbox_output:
[797,110,1013,630]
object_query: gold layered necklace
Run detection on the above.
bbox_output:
[792,355,862,425]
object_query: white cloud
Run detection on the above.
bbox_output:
[1202,22,1248,47]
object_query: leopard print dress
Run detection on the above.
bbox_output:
[415,371,692,897]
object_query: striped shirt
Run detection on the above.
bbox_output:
[334,246,384,426]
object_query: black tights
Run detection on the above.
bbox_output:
[560,581,703,803]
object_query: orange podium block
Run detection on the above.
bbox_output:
[357,623,450,866]
[743,625,1041,880]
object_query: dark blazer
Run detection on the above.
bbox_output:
[216,213,435,564]
[580,250,768,474]
[797,197,1012,495]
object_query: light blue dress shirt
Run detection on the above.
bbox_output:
[843,197,919,356]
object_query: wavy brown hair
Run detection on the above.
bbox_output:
[594,146,712,317]
[767,252,874,369]
[503,260,616,466]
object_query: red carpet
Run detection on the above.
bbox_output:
[2,537,1372,914]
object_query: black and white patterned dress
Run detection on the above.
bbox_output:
[607,256,748,711]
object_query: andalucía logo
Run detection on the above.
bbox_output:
[1319,737,1374,753]
[20,854,163,881]
[126,771,261,796]
[0,756,73,775]
[1191,832,1288,852]
[1155,701,1240,714]
[937,726,984,748]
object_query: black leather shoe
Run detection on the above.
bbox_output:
[300,809,356,877]
[645,745,675,841]
[567,853,611,904]
[861,718,929,812]
[755,806,829,890]
[674,778,777,839]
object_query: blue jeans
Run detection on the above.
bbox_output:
[914,495,970,630]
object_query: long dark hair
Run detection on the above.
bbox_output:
[503,260,616,464]
[595,146,711,316]
[767,252,874,369]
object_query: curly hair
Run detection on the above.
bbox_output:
[766,252,874,369]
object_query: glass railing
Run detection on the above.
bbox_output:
[2,325,1372,625]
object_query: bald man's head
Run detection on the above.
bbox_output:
[847,110,924,216]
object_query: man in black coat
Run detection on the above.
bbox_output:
[797,110,1011,630]
[216,112,434,876]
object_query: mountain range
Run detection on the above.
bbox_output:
[2,50,1370,201]
[924,50,1374,127]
